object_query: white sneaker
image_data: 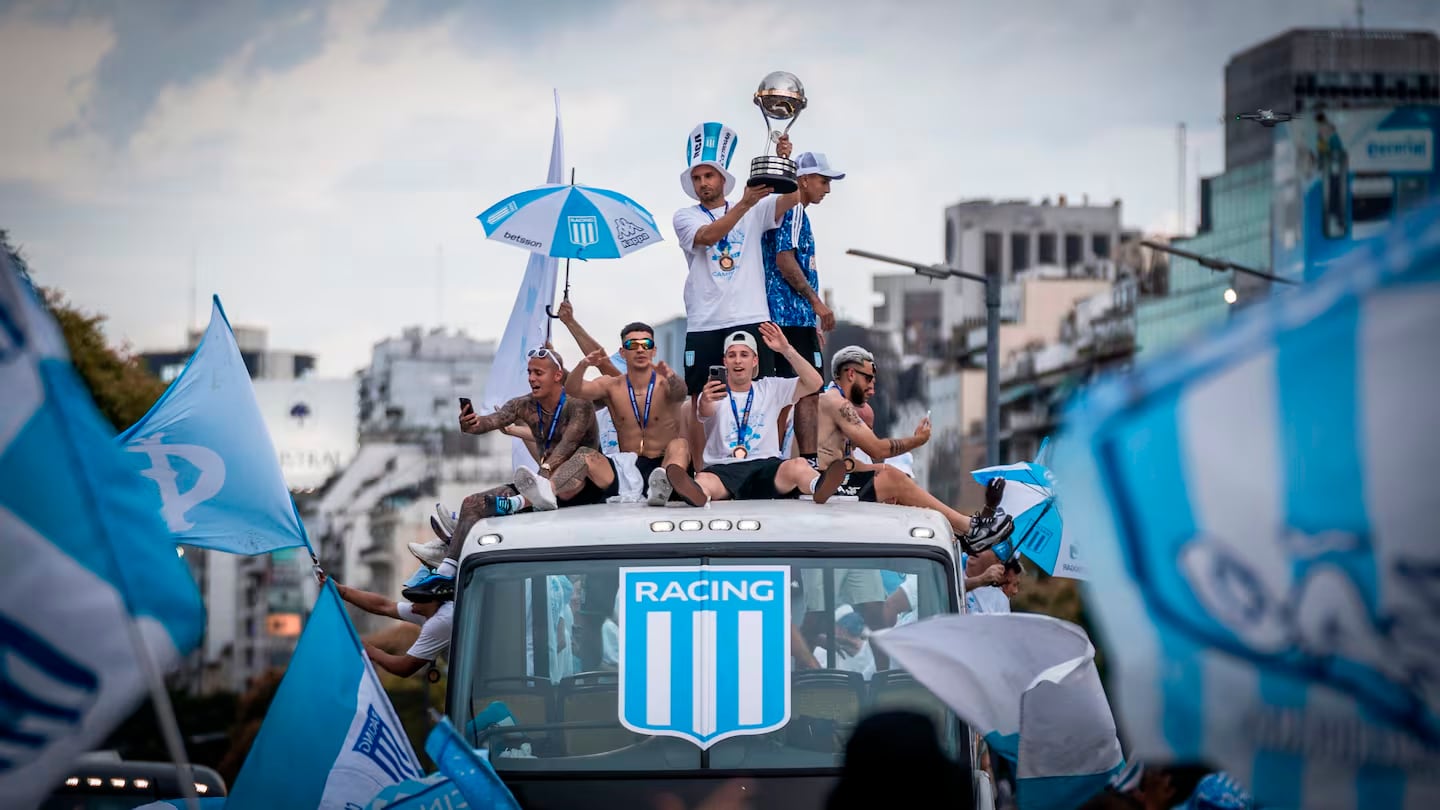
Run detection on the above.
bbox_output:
[434,502,457,536]
[646,466,672,507]
[407,539,447,569]
[514,467,557,511]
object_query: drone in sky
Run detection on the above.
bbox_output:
[1234,109,1298,127]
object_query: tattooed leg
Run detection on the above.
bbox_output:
[549,448,596,500]
[447,484,519,561]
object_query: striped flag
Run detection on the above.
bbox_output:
[224,583,422,808]
[1053,198,1440,808]
[0,251,204,806]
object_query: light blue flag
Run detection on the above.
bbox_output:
[226,582,422,809]
[425,715,521,810]
[365,773,471,809]
[481,89,564,474]
[118,295,308,554]
[1052,197,1440,809]
[0,253,205,806]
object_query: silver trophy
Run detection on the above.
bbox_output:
[748,71,807,194]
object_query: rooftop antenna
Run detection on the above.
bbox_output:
[435,244,444,331]
[188,246,198,333]
[1176,122,1187,236]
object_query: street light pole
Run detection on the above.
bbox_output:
[845,248,1002,467]
[1140,239,1298,285]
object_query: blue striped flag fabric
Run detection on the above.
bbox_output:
[1053,198,1440,809]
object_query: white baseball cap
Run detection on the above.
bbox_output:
[796,151,846,180]
[723,331,758,355]
[681,122,739,202]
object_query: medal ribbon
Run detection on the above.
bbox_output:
[727,384,754,453]
[699,202,732,261]
[627,371,655,432]
[535,390,567,461]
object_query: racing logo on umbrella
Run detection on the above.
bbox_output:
[567,216,599,249]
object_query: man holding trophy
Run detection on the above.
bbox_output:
[672,71,809,466]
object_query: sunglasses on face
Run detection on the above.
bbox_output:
[852,369,876,383]
[622,338,655,351]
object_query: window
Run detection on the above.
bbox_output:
[1064,233,1083,266]
[1010,233,1030,272]
[1038,233,1057,264]
[983,231,1002,278]
[449,554,957,773]
[1091,233,1111,259]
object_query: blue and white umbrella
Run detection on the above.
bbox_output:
[971,454,1084,579]
[477,183,663,260]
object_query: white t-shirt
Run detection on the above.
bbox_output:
[396,601,454,662]
[673,195,780,332]
[700,376,799,467]
[968,585,1011,615]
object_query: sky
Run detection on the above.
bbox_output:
[2,0,1436,378]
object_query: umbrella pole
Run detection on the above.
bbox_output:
[544,168,577,319]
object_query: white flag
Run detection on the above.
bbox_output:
[481,91,565,473]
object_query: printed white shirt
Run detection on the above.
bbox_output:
[673,195,780,332]
[700,376,799,467]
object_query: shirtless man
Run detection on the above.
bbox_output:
[565,320,698,507]
[403,347,615,601]
[811,345,1014,554]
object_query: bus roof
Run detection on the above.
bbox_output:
[457,500,957,560]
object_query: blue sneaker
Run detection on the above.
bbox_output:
[402,572,454,603]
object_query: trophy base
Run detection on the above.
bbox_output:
[748,156,798,195]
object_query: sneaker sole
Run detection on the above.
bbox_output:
[646,467,673,507]
[962,515,1015,554]
[812,461,850,505]
[429,516,451,544]
[409,539,446,569]
[434,503,457,536]
[401,583,454,603]
[666,464,707,507]
[514,468,557,511]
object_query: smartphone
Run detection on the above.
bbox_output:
[458,397,473,413]
[708,365,727,385]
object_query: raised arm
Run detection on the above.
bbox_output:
[320,574,399,619]
[461,396,526,436]
[759,322,821,399]
[692,183,773,248]
[557,300,620,377]
[565,350,615,402]
[656,360,687,403]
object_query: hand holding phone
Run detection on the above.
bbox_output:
[459,397,473,414]
[707,365,727,386]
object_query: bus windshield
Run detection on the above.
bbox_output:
[447,551,959,774]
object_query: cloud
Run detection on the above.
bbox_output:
[2,0,1436,378]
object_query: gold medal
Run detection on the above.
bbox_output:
[732,446,748,459]
[718,253,735,271]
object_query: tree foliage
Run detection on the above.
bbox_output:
[2,229,167,433]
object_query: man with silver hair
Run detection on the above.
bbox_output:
[810,344,1014,554]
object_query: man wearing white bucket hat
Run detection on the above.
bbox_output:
[673,122,800,399]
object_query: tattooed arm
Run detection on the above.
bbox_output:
[657,361,688,403]
[543,398,597,472]
[461,396,529,435]
[823,394,928,461]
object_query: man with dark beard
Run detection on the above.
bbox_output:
[811,345,1014,554]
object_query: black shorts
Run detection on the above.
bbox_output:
[684,323,777,395]
[559,456,620,507]
[705,457,800,501]
[771,325,823,379]
[804,455,879,502]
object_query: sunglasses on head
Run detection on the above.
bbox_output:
[527,347,562,366]
[622,338,655,351]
